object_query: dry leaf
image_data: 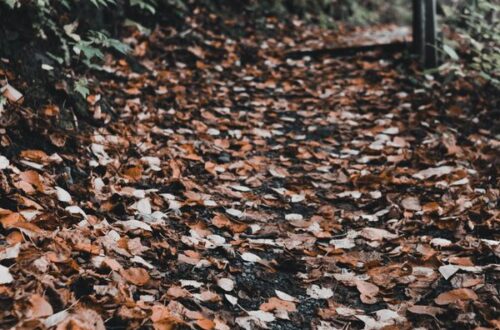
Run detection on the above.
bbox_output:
[401,196,421,211]
[260,297,296,312]
[275,290,298,302]
[28,294,53,318]
[360,227,397,241]
[196,319,215,330]
[413,166,455,180]
[307,285,333,299]
[217,278,234,292]
[55,187,72,203]
[407,305,445,317]
[434,288,478,305]
[0,265,14,284]
[241,252,262,263]
[120,267,150,286]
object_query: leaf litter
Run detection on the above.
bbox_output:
[0,8,498,330]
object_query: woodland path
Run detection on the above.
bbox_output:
[0,17,498,330]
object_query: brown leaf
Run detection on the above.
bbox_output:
[401,196,421,211]
[28,294,53,318]
[166,285,190,298]
[356,280,379,304]
[54,308,105,330]
[123,166,143,181]
[359,227,397,241]
[20,150,49,163]
[260,297,297,312]
[17,170,45,193]
[407,305,445,317]
[212,213,247,233]
[196,319,215,330]
[0,212,24,228]
[196,290,221,302]
[43,105,60,117]
[120,267,150,286]
[434,288,478,305]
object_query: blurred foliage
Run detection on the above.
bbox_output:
[0,0,497,92]
[220,0,411,27]
[0,0,412,73]
[440,0,499,88]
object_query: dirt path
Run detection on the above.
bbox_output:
[0,17,498,330]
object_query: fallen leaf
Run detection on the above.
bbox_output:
[1,84,23,103]
[118,220,152,232]
[241,252,261,263]
[29,294,53,318]
[0,243,21,260]
[275,290,298,302]
[136,198,152,215]
[225,294,238,305]
[356,309,407,329]
[248,310,276,322]
[360,227,397,241]
[439,264,459,280]
[0,155,9,169]
[0,265,14,284]
[307,285,333,299]
[217,278,234,292]
[230,185,251,192]
[430,238,453,248]
[407,305,445,317]
[167,286,190,298]
[434,288,478,305]
[180,279,203,288]
[285,213,303,221]
[55,187,72,203]
[401,196,421,211]
[54,308,105,330]
[413,166,455,180]
[20,150,48,163]
[260,297,296,312]
[355,280,379,304]
[120,267,150,286]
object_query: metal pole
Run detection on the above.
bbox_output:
[425,0,438,68]
[413,0,426,64]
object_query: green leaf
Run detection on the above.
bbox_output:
[74,42,104,61]
[4,0,19,9]
[74,78,90,99]
[123,19,151,35]
[130,0,156,14]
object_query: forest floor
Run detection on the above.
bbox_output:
[0,11,499,330]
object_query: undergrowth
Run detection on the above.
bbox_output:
[440,0,499,89]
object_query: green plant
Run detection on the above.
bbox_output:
[0,0,140,99]
[89,0,116,7]
[441,0,500,87]
[130,0,156,14]
[73,30,130,68]
[74,78,90,99]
